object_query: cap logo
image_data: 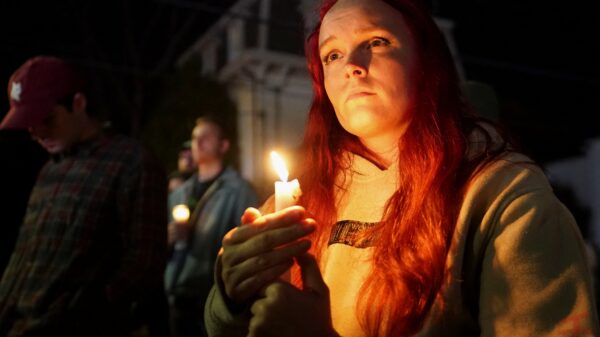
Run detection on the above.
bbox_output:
[10,81,22,102]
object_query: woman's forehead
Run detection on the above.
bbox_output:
[320,0,406,44]
[320,0,404,39]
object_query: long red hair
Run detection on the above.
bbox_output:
[294,0,508,336]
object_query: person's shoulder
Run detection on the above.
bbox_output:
[459,152,565,246]
[466,151,552,208]
[106,133,162,165]
[220,167,248,183]
[180,174,197,190]
[99,133,141,157]
[169,176,195,201]
[219,167,257,191]
[475,152,547,186]
[106,133,146,153]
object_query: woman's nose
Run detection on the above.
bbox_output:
[344,52,368,78]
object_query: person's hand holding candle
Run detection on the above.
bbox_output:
[219,206,316,308]
[217,151,313,308]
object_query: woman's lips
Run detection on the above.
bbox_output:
[346,92,375,102]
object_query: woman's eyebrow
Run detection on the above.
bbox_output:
[319,35,337,51]
[319,26,387,51]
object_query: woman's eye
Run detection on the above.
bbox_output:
[323,52,341,65]
[367,37,390,49]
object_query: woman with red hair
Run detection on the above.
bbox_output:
[204,0,599,336]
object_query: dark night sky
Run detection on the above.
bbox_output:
[439,0,600,164]
[1,0,598,164]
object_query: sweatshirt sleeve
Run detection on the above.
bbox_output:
[478,185,600,336]
[204,257,249,337]
[204,181,259,337]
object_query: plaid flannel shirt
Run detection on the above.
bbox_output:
[0,133,167,336]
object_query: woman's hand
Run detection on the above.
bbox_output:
[220,206,315,307]
[247,253,338,337]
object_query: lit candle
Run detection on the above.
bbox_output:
[271,151,302,282]
[172,204,190,223]
[171,204,191,249]
[271,151,302,211]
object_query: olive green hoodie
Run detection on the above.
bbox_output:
[205,152,599,336]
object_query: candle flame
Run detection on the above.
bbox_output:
[172,204,190,222]
[270,151,289,182]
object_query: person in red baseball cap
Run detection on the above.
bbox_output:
[2,56,84,129]
[0,56,94,154]
[0,56,168,337]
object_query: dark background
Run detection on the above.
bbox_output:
[1,0,598,165]
[438,0,599,164]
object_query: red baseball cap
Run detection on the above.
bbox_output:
[1,56,84,130]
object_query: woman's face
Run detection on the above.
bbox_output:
[320,0,415,152]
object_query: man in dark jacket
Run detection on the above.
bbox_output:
[165,116,258,337]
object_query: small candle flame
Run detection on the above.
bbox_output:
[270,151,289,182]
[172,204,190,222]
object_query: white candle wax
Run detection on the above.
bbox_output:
[270,151,303,282]
[275,178,301,211]
[275,178,301,282]
[271,151,302,211]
